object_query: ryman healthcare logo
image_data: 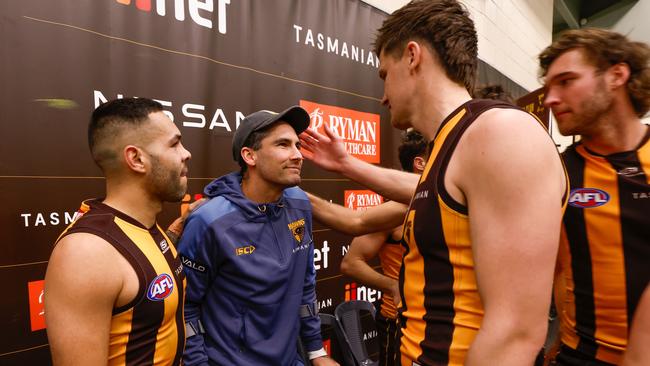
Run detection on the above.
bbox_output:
[115,0,231,34]
[28,280,46,331]
[568,188,610,208]
[344,190,383,210]
[147,273,174,301]
[300,100,381,163]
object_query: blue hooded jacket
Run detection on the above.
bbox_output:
[178,172,322,366]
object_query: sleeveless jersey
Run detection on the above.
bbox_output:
[558,127,650,364]
[378,228,404,319]
[398,99,564,366]
[56,199,186,366]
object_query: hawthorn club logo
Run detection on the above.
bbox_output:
[288,218,306,244]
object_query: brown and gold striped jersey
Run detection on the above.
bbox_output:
[558,127,650,364]
[56,199,186,366]
[398,99,559,366]
[378,229,404,319]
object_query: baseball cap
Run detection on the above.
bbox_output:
[232,106,310,161]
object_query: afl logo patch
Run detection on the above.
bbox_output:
[147,273,174,301]
[568,188,610,208]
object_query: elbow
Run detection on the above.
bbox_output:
[347,217,369,236]
[482,311,548,353]
[512,321,547,350]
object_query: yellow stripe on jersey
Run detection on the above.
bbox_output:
[401,209,427,360]
[114,218,181,365]
[439,197,480,366]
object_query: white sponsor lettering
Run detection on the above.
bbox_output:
[327,116,377,143]
[569,192,607,203]
[94,90,245,132]
[357,285,381,302]
[345,142,376,156]
[313,241,330,270]
[363,330,377,341]
[151,277,173,297]
[414,190,429,200]
[136,0,231,34]
[21,211,79,227]
[355,193,381,207]
[341,244,350,256]
[293,24,379,69]
[318,298,333,310]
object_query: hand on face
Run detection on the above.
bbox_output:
[299,124,350,173]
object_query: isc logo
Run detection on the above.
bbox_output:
[569,188,610,208]
[115,0,231,34]
[147,273,174,301]
[236,245,256,256]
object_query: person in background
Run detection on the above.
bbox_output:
[539,28,650,365]
[300,1,568,364]
[339,130,427,366]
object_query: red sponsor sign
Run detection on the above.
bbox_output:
[28,280,46,331]
[300,100,381,163]
[323,339,331,356]
[344,190,383,210]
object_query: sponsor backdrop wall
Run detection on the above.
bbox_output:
[1,0,400,363]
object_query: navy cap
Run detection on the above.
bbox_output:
[232,106,310,162]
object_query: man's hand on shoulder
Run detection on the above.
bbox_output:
[311,355,340,366]
[166,198,207,244]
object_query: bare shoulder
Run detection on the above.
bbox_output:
[467,107,554,148]
[450,107,565,200]
[46,233,124,299]
[460,108,561,172]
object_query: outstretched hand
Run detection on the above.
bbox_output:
[300,124,352,173]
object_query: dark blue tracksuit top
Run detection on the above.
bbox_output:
[178,172,322,366]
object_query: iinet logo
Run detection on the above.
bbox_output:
[344,282,381,302]
[115,0,231,34]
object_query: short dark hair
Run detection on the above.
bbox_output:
[398,129,428,172]
[539,28,650,117]
[89,97,163,172]
[237,125,273,174]
[374,0,478,92]
[473,84,515,104]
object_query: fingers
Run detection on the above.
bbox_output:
[302,126,327,142]
[188,198,207,212]
[322,124,340,141]
[299,136,316,152]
